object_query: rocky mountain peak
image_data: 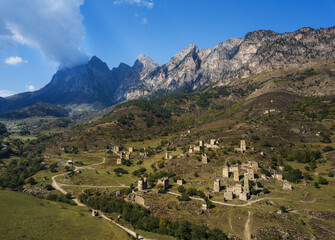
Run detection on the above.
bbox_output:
[87,56,110,71]
[132,54,160,74]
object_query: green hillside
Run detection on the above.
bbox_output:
[0,190,132,240]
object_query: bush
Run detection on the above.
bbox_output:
[45,184,54,191]
[262,188,270,194]
[323,146,334,152]
[114,168,128,175]
[328,172,334,177]
[318,176,328,185]
[251,135,260,141]
[177,185,186,193]
[320,136,331,143]
[279,206,287,213]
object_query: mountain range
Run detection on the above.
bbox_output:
[0,26,334,115]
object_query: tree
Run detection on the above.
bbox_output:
[27,177,37,185]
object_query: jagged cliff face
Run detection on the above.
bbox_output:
[125,27,335,100]
[1,27,334,114]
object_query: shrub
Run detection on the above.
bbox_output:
[318,176,328,185]
[177,185,186,193]
[262,188,270,194]
[45,184,54,191]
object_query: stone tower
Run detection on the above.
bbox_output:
[222,166,229,178]
[213,179,221,192]
[243,173,249,193]
[202,154,208,163]
[240,140,246,152]
[138,177,147,191]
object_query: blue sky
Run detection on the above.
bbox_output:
[0,0,334,97]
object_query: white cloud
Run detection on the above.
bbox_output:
[5,56,27,65]
[26,84,36,92]
[0,90,15,97]
[114,0,154,9]
[142,18,148,24]
[0,0,88,68]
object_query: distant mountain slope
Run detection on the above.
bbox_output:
[0,26,334,114]
[0,102,69,119]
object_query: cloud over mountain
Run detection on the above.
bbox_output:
[0,0,88,68]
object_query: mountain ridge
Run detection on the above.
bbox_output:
[1,26,334,115]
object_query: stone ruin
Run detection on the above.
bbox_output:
[283,180,292,190]
[92,210,99,217]
[272,172,283,181]
[194,146,201,152]
[157,177,169,189]
[138,177,147,191]
[117,158,122,165]
[222,166,229,178]
[177,179,184,185]
[140,148,148,157]
[247,168,255,180]
[199,140,204,147]
[213,179,221,192]
[165,152,172,160]
[202,153,208,163]
[189,146,194,154]
[125,153,131,160]
[205,139,219,149]
[113,146,120,154]
[129,147,134,153]
[235,140,247,153]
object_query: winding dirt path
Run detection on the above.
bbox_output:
[244,211,251,240]
[167,191,286,207]
[51,157,151,240]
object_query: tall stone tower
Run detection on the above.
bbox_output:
[240,140,246,152]
[213,179,221,192]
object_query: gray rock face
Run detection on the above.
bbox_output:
[125,26,335,100]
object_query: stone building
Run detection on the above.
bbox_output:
[199,141,204,147]
[230,166,239,181]
[235,140,247,152]
[138,177,147,191]
[202,154,208,163]
[129,147,134,153]
[210,139,216,145]
[157,177,169,189]
[247,168,255,180]
[224,187,234,200]
[92,210,99,217]
[233,184,243,196]
[239,192,250,201]
[240,140,246,152]
[189,146,194,154]
[177,179,184,185]
[194,146,201,152]
[125,153,130,160]
[113,146,120,154]
[222,166,229,178]
[243,173,250,193]
[213,179,221,192]
[165,152,172,160]
[117,158,122,165]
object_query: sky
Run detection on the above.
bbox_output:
[0,0,334,97]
